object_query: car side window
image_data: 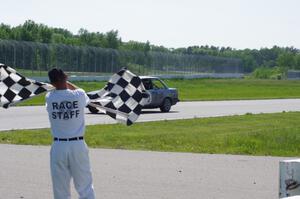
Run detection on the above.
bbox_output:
[152,79,165,89]
[142,79,153,90]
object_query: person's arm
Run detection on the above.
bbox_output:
[67,81,90,105]
[66,81,79,90]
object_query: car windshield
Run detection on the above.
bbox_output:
[152,79,165,89]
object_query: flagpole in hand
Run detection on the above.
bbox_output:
[66,81,79,90]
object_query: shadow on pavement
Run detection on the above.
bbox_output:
[86,112,105,115]
[86,110,179,115]
[141,110,178,114]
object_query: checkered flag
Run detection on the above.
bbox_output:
[0,63,53,108]
[87,68,149,126]
[1,64,148,125]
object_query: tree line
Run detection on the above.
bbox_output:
[0,20,299,73]
[173,46,300,72]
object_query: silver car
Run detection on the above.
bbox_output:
[140,76,179,112]
[87,76,179,113]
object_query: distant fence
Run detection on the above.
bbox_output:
[0,39,243,76]
[32,73,244,82]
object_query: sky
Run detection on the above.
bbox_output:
[1,0,300,49]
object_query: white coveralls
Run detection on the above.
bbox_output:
[46,89,95,199]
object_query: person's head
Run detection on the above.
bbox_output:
[48,68,67,89]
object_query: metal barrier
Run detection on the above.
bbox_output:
[287,70,300,80]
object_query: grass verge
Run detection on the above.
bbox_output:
[1,112,300,157]
[164,78,300,101]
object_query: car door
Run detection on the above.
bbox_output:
[141,79,154,106]
[150,78,166,106]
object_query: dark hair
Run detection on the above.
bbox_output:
[48,68,67,83]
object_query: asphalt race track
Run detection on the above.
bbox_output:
[0,99,300,131]
[1,99,300,198]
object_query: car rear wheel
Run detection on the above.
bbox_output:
[160,98,172,112]
[88,105,99,114]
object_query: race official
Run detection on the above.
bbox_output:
[46,68,95,199]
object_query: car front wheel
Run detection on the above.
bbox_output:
[160,98,172,112]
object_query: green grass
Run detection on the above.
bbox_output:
[19,79,300,106]
[164,78,300,101]
[1,112,300,157]
[17,68,49,76]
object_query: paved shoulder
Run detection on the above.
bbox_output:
[0,144,286,199]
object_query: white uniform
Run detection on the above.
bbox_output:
[46,89,95,199]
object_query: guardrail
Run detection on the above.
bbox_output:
[287,70,300,80]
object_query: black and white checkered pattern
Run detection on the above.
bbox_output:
[88,68,149,126]
[0,63,53,108]
[0,64,147,125]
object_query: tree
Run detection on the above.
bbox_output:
[19,20,39,41]
[105,30,120,49]
[78,28,93,45]
[39,25,53,43]
[52,33,66,43]
[144,40,150,54]
[277,52,295,68]
[0,23,11,39]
